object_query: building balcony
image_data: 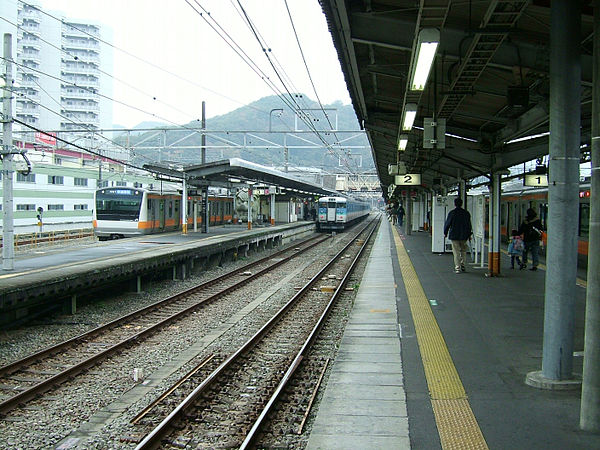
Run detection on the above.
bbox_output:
[61,89,97,100]
[61,37,100,51]
[61,65,99,75]
[63,103,100,112]
[62,23,100,38]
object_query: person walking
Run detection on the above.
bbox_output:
[444,198,473,273]
[508,229,524,269]
[518,208,544,271]
[397,203,405,227]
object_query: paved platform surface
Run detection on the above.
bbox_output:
[307,218,599,449]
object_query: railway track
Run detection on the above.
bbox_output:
[0,233,330,417]
[134,218,378,448]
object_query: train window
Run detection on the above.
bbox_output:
[500,203,506,226]
[147,199,152,210]
[579,202,590,238]
[168,201,173,217]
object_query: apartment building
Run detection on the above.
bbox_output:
[0,0,113,138]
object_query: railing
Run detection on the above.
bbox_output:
[0,229,95,251]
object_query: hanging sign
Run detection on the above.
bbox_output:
[524,174,548,187]
[395,174,421,185]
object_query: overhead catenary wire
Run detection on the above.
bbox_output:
[8,0,357,174]
[17,0,261,115]
[11,117,170,177]
[229,0,354,171]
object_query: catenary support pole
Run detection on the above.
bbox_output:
[201,101,206,164]
[247,187,253,230]
[270,192,275,225]
[182,177,188,234]
[527,0,581,388]
[580,0,600,431]
[2,34,14,271]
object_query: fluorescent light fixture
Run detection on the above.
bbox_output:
[410,28,439,91]
[397,134,408,151]
[402,103,417,131]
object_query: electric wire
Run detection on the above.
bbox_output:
[18,0,257,114]
[229,1,352,171]
[9,1,356,174]
[0,14,197,123]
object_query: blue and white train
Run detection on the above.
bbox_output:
[317,196,370,231]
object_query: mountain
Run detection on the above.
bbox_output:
[123,95,374,172]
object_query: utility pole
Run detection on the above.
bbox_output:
[201,101,206,164]
[2,34,14,271]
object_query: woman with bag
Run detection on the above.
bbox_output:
[518,208,544,271]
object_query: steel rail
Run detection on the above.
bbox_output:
[134,217,378,449]
[0,234,328,416]
[0,234,325,378]
[240,218,379,448]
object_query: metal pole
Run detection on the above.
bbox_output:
[2,34,14,271]
[580,0,600,431]
[182,177,188,234]
[531,0,581,385]
[201,101,206,164]
[247,187,253,230]
[488,172,501,276]
[270,191,275,225]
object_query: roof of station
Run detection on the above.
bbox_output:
[144,158,336,197]
[319,1,593,194]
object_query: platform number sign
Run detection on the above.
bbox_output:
[395,174,421,185]
[524,174,548,187]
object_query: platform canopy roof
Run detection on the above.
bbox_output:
[319,0,593,195]
[144,158,337,197]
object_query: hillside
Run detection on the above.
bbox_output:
[122,95,374,172]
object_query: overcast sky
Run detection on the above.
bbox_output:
[38,0,352,128]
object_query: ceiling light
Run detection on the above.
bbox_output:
[402,103,417,131]
[397,134,408,151]
[410,28,439,91]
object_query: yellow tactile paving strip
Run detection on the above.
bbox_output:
[392,227,488,449]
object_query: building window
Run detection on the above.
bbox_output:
[134,182,142,188]
[116,181,127,187]
[74,177,88,186]
[55,157,62,165]
[17,172,36,182]
[74,204,88,210]
[47,204,64,211]
[17,204,36,211]
[98,180,108,188]
[48,175,64,185]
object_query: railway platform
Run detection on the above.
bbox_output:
[0,221,316,328]
[307,218,598,449]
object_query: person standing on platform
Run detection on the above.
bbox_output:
[508,229,524,269]
[397,203,405,227]
[518,208,544,271]
[443,198,473,273]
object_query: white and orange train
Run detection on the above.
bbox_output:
[93,187,234,240]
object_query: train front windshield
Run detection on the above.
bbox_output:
[96,189,143,221]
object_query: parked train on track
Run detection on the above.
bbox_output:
[93,187,234,240]
[488,183,590,267]
[317,196,370,231]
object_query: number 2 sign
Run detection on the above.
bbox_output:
[395,174,422,185]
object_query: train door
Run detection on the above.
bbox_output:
[327,200,336,222]
[174,200,180,229]
[148,197,156,233]
[158,199,166,231]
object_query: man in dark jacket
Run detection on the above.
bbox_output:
[444,198,473,273]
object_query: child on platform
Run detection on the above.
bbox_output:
[508,229,524,269]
